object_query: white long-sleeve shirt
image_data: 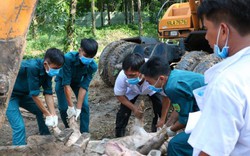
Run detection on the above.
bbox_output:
[188,46,250,156]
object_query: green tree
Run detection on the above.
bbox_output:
[138,0,143,36]
[106,0,111,25]
[64,0,77,52]
[130,0,134,24]
[35,0,69,35]
[91,0,96,36]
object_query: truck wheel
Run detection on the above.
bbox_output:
[193,54,221,74]
[175,51,208,71]
[176,51,221,74]
[98,40,127,86]
[107,42,137,86]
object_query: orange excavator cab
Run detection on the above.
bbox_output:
[157,0,211,53]
[158,0,201,39]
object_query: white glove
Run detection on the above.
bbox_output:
[53,115,58,127]
[45,116,54,127]
[75,109,81,121]
[67,106,76,118]
[167,127,176,137]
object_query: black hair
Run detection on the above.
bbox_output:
[80,38,98,57]
[140,56,170,79]
[44,48,64,66]
[122,53,145,71]
[198,0,250,36]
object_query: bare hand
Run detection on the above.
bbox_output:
[166,111,179,127]
[156,119,165,128]
[133,107,143,119]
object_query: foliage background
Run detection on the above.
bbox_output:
[24,0,184,59]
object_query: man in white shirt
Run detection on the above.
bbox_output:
[114,53,166,137]
[188,0,250,155]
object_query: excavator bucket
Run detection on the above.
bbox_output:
[0,0,38,128]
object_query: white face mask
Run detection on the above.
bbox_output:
[213,26,230,58]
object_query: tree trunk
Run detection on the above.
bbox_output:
[64,0,77,52]
[107,0,111,25]
[31,14,38,39]
[91,0,96,36]
[138,0,143,36]
[125,0,128,24]
[101,0,104,27]
[130,0,134,24]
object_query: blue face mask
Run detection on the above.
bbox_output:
[126,77,142,85]
[148,78,163,93]
[148,85,163,93]
[80,55,93,65]
[214,26,230,59]
[46,65,61,77]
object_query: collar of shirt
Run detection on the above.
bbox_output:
[164,69,176,96]
[38,59,46,76]
[73,52,90,67]
[72,52,82,66]
[205,46,250,84]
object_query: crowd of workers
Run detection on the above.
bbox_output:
[6,0,250,155]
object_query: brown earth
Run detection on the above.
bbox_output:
[0,72,156,146]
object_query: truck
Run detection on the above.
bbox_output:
[98,0,220,87]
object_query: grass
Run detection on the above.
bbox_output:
[24,22,158,60]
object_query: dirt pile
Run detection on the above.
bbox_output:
[0,72,156,146]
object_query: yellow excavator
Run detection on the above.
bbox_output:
[157,0,211,52]
[158,0,201,39]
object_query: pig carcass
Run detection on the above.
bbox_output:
[85,100,169,156]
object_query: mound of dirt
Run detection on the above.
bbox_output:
[0,72,156,146]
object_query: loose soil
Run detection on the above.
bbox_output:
[0,72,155,146]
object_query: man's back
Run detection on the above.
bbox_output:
[189,47,250,155]
[13,59,52,96]
[211,47,250,155]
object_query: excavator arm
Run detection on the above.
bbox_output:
[0,0,38,128]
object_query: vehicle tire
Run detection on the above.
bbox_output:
[175,51,208,71]
[98,40,127,86]
[107,42,137,86]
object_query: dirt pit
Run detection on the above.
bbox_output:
[0,72,156,146]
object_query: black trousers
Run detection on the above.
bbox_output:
[115,93,162,137]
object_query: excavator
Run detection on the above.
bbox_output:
[0,0,219,155]
[157,0,211,52]
[0,0,38,128]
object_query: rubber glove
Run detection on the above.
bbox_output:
[75,108,81,121]
[53,115,58,127]
[45,116,54,127]
[67,106,76,118]
[166,127,176,137]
